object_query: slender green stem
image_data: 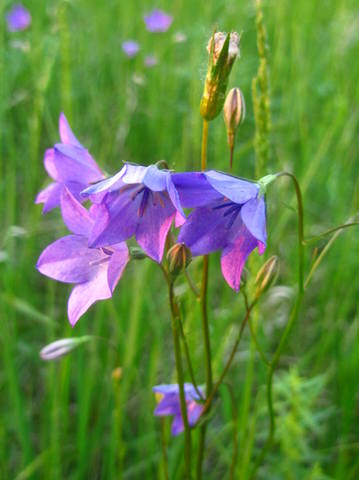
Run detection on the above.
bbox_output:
[168,281,192,479]
[229,145,234,171]
[303,221,359,245]
[250,172,305,478]
[185,269,201,298]
[197,119,213,479]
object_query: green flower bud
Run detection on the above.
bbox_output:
[200,31,240,121]
[255,256,279,298]
[166,243,192,276]
[223,87,246,151]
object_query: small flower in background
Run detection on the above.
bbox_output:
[37,189,129,326]
[132,73,146,86]
[153,384,204,436]
[172,32,187,43]
[82,163,185,263]
[175,171,267,291]
[40,336,92,361]
[144,9,173,33]
[6,4,31,32]
[122,40,140,58]
[144,55,158,68]
[35,113,104,213]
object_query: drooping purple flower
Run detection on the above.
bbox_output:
[37,189,129,326]
[174,171,267,291]
[35,113,104,213]
[144,9,173,33]
[82,163,185,262]
[122,40,140,58]
[144,55,158,68]
[6,4,31,32]
[153,384,204,436]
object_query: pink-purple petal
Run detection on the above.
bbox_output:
[35,182,63,213]
[107,244,130,292]
[204,171,259,205]
[172,172,222,208]
[240,197,267,245]
[59,113,83,148]
[60,189,92,236]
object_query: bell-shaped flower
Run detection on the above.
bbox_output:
[82,163,185,263]
[174,171,267,291]
[153,384,204,436]
[36,189,129,326]
[35,113,104,213]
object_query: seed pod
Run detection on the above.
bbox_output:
[167,243,192,276]
[200,31,240,121]
[255,255,279,297]
[223,87,246,151]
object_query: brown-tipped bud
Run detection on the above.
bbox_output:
[255,256,279,297]
[200,31,240,121]
[223,88,246,152]
[167,243,192,276]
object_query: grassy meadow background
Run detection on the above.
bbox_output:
[1,0,359,478]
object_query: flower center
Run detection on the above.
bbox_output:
[213,200,241,229]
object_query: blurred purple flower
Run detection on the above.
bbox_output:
[144,55,158,68]
[174,171,267,291]
[37,189,129,326]
[82,163,185,262]
[144,9,173,33]
[35,113,104,213]
[153,384,204,436]
[6,4,31,32]
[122,40,140,58]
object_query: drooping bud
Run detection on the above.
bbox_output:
[166,243,192,276]
[40,336,92,361]
[255,256,279,298]
[129,246,147,260]
[223,88,246,164]
[200,31,240,121]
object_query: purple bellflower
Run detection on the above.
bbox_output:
[122,40,140,58]
[153,384,204,436]
[144,9,173,33]
[35,113,104,213]
[6,4,31,32]
[37,189,129,326]
[174,171,267,291]
[82,163,185,263]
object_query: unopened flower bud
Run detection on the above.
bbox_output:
[129,246,147,260]
[255,256,279,297]
[167,243,192,276]
[40,336,92,361]
[200,31,240,121]
[223,87,246,151]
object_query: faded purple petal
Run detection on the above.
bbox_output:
[220,226,258,291]
[6,4,31,32]
[144,9,173,33]
[171,415,184,436]
[122,40,140,58]
[187,402,203,426]
[144,55,158,68]
[59,113,83,148]
[142,165,168,191]
[60,189,92,236]
[172,172,222,208]
[107,244,130,292]
[204,171,259,205]
[68,266,111,326]
[35,182,62,214]
[44,148,57,178]
[135,194,175,262]
[240,197,267,245]
[154,394,181,416]
[82,167,126,197]
[37,235,105,284]
[53,144,103,184]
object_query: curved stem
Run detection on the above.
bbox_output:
[303,221,359,245]
[185,269,201,298]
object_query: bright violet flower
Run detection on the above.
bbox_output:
[175,171,267,291]
[153,384,204,436]
[82,163,185,262]
[144,9,173,33]
[122,40,140,58]
[6,4,31,32]
[35,113,104,213]
[37,189,129,326]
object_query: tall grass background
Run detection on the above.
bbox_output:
[1,0,359,478]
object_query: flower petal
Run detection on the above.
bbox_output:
[135,194,175,262]
[143,165,168,191]
[81,167,126,197]
[67,265,111,326]
[220,226,258,291]
[172,172,222,208]
[53,144,103,184]
[187,402,203,427]
[204,171,259,204]
[107,244,130,292]
[154,394,181,416]
[37,235,104,283]
[171,414,184,436]
[240,197,267,245]
[60,188,92,236]
[166,175,185,217]
[35,182,63,213]
[59,113,84,148]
